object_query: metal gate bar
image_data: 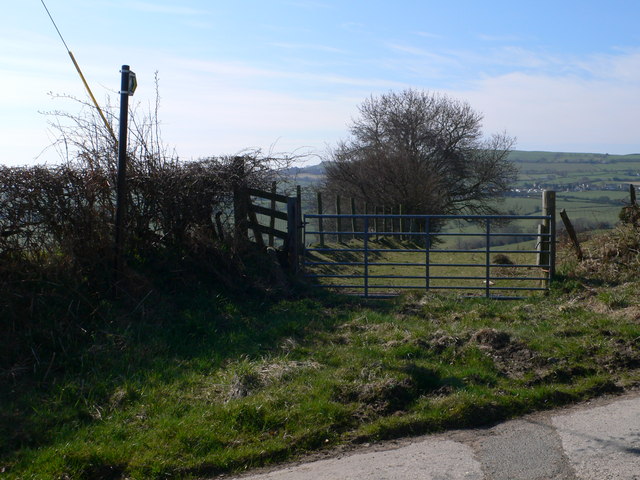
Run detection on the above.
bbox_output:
[303,213,553,299]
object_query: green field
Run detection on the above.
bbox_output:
[508,151,640,188]
[290,150,639,238]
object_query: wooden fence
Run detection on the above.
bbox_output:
[314,192,443,246]
[232,168,302,271]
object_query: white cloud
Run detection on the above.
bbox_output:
[157,79,358,159]
[4,19,640,168]
[575,49,640,82]
[459,71,640,153]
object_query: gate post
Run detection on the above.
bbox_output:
[232,157,248,242]
[316,191,325,247]
[269,181,276,247]
[363,216,369,298]
[336,195,343,243]
[538,190,556,282]
[296,185,303,258]
[546,190,557,279]
[287,197,300,273]
[350,197,357,240]
[485,218,491,298]
[424,217,431,291]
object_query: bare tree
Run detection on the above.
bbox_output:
[324,89,517,223]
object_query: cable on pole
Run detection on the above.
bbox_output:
[40,0,118,144]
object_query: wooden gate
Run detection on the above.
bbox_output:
[233,182,302,272]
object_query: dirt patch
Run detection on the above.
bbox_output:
[470,328,541,378]
[332,363,448,418]
[431,333,464,353]
[598,338,640,372]
[333,376,415,417]
[471,328,511,349]
[409,330,466,354]
[529,364,596,386]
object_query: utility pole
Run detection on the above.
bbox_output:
[114,65,137,282]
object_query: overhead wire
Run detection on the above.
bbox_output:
[40,0,118,143]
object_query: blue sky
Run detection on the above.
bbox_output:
[2,0,640,166]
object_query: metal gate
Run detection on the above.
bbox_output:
[302,213,555,299]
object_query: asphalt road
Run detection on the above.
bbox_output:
[224,390,640,480]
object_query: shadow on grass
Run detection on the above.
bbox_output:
[0,258,359,461]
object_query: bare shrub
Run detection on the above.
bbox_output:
[2,76,293,271]
[492,253,514,265]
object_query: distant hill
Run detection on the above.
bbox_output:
[284,162,327,177]
[284,150,639,235]
[286,151,640,187]
[508,151,640,164]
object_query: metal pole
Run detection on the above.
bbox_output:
[114,65,131,278]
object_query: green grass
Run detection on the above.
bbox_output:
[3,219,640,478]
[3,230,640,478]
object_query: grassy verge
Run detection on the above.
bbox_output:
[2,232,640,479]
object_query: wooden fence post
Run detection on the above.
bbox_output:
[560,208,583,261]
[296,185,303,255]
[232,157,248,241]
[545,190,556,278]
[214,211,225,242]
[287,197,300,273]
[538,190,556,280]
[382,205,387,234]
[390,205,395,233]
[373,204,379,241]
[317,191,324,247]
[350,197,357,240]
[336,194,343,243]
[246,196,265,247]
[268,181,276,247]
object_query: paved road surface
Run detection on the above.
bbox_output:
[224,391,640,480]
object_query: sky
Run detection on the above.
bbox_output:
[2,0,640,167]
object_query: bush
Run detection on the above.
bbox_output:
[0,156,277,272]
[619,204,640,226]
[0,84,294,386]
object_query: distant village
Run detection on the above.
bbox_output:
[511,179,640,195]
